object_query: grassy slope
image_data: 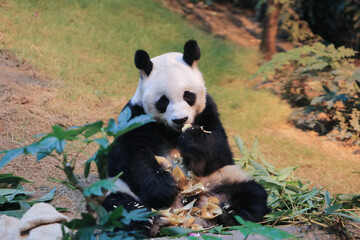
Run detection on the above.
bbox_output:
[0,0,357,193]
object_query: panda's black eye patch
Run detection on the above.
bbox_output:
[183,91,196,106]
[155,95,169,113]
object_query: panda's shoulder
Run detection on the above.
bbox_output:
[194,94,221,126]
[205,94,218,109]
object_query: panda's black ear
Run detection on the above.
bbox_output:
[134,50,153,76]
[183,40,201,67]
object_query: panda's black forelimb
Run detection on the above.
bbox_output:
[215,180,270,224]
[178,95,234,176]
[107,120,179,209]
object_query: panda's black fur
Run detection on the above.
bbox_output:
[103,40,270,235]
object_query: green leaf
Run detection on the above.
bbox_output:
[0,188,33,195]
[36,152,50,161]
[74,227,97,240]
[117,107,132,124]
[33,187,56,202]
[324,204,342,215]
[81,121,104,138]
[277,166,298,181]
[249,158,270,177]
[160,227,192,236]
[88,202,110,226]
[322,85,332,94]
[338,193,360,201]
[36,136,59,159]
[108,205,124,228]
[94,138,108,149]
[298,188,320,204]
[234,216,296,240]
[51,125,79,141]
[234,135,248,156]
[24,143,40,155]
[84,161,91,179]
[208,225,223,234]
[187,237,199,240]
[325,191,331,206]
[84,151,99,178]
[105,118,118,136]
[202,235,222,240]
[0,147,24,169]
[83,180,119,197]
[333,213,360,223]
[0,173,29,185]
[121,208,154,225]
[250,138,259,160]
[65,213,97,230]
[106,110,153,137]
[56,139,66,154]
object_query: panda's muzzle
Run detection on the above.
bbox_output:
[172,117,188,126]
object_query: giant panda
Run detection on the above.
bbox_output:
[103,40,270,235]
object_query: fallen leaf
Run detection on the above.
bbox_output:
[172,166,188,189]
[191,224,204,231]
[199,202,222,219]
[207,196,220,205]
[183,217,195,228]
[173,199,196,215]
[181,182,206,196]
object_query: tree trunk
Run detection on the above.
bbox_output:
[260,0,281,60]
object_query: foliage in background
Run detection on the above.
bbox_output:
[0,173,57,218]
[254,42,360,145]
[301,0,360,51]
[234,136,360,238]
[0,108,155,239]
[277,0,322,45]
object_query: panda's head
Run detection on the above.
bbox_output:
[130,40,206,130]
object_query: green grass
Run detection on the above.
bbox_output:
[0,0,252,101]
[0,0,358,194]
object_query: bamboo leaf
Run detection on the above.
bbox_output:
[160,227,192,236]
[324,204,342,215]
[83,180,119,197]
[33,187,56,202]
[0,148,24,169]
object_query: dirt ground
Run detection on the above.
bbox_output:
[0,0,359,233]
[0,51,110,217]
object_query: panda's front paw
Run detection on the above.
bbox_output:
[178,125,205,152]
[180,125,204,140]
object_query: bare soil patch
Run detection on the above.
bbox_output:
[0,51,121,218]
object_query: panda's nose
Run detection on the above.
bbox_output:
[172,117,188,125]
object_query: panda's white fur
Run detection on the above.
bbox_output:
[199,165,252,189]
[131,52,206,129]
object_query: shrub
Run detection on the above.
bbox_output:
[254,42,360,145]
